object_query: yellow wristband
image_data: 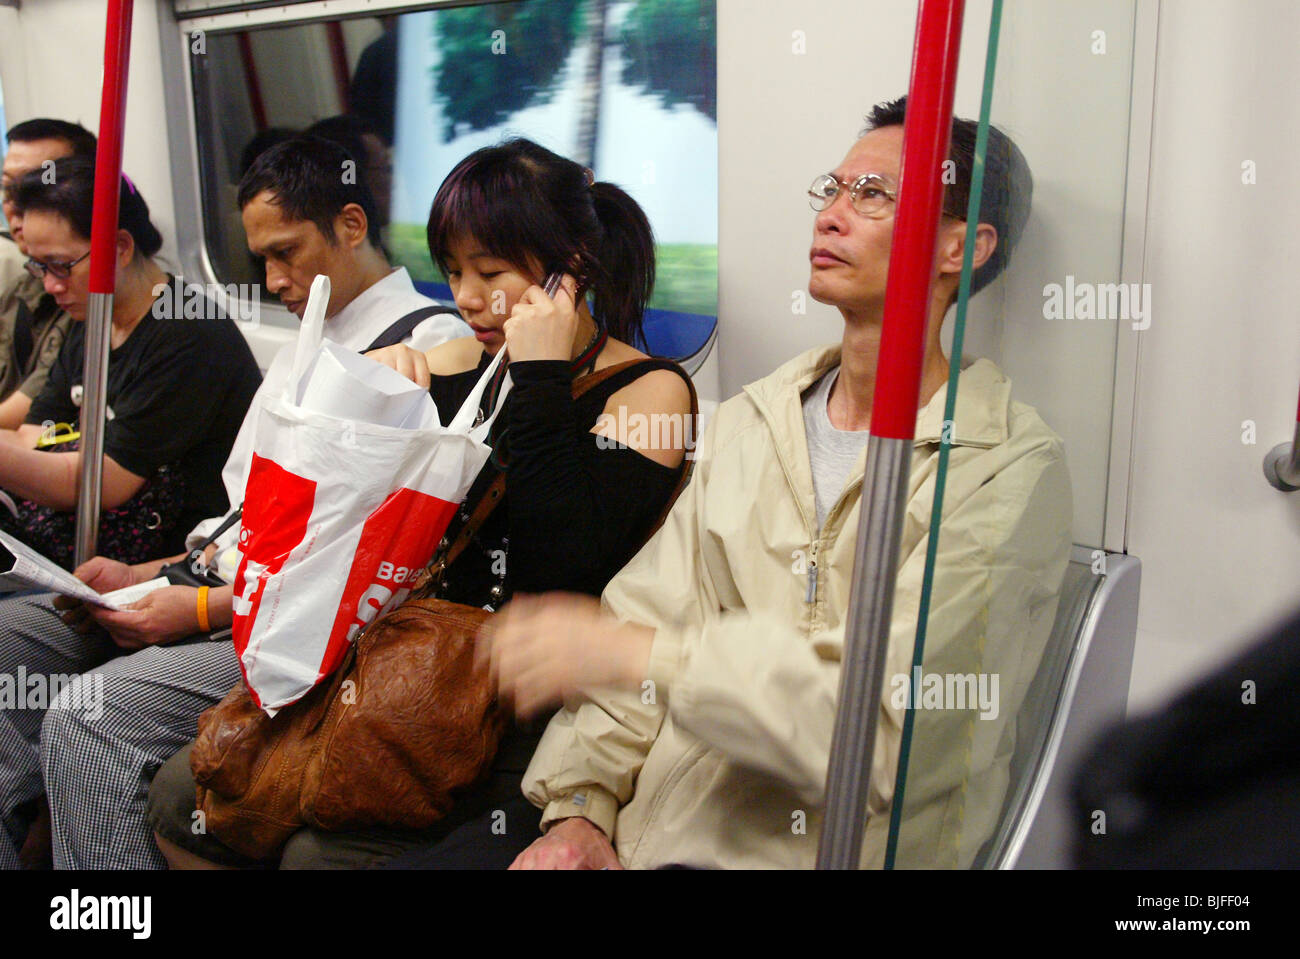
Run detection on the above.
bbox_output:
[196,586,211,633]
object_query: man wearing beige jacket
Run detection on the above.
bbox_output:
[481,97,1073,869]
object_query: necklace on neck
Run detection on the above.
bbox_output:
[571,323,608,376]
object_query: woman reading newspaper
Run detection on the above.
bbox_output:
[149,138,695,868]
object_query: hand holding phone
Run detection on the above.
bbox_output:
[502,272,580,363]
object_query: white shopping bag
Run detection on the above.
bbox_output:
[230,275,506,713]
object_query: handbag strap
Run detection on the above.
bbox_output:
[425,471,506,586]
[178,503,245,581]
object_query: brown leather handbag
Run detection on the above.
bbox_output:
[191,594,503,859]
[189,359,697,861]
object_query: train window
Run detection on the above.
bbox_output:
[188,0,718,349]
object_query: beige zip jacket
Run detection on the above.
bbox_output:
[523,344,1073,868]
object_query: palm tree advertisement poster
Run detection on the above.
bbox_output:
[390,0,719,334]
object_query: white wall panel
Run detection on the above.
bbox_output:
[1123,0,1300,711]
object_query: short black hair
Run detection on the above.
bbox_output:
[13,155,162,257]
[863,95,1032,295]
[6,119,97,159]
[236,134,381,247]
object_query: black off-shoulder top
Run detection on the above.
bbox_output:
[427,350,688,612]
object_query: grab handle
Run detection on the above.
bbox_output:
[1263,379,1300,491]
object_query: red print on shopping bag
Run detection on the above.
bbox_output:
[231,453,318,632]
[321,486,459,668]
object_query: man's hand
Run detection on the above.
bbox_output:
[502,275,579,362]
[72,556,139,593]
[85,586,202,650]
[52,556,141,634]
[476,592,654,719]
[365,344,432,389]
[509,817,622,870]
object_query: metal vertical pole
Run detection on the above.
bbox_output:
[75,0,135,567]
[816,0,966,869]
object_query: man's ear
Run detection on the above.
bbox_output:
[334,203,371,250]
[936,220,998,280]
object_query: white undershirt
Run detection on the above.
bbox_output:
[801,367,870,530]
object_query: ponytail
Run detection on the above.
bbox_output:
[118,175,163,258]
[589,181,655,350]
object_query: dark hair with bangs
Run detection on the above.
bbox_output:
[14,155,162,257]
[237,134,382,248]
[427,138,655,348]
[864,95,1032,296]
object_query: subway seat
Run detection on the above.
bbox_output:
[975,547,1141,868]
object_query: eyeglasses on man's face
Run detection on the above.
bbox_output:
[808,172,900,218]
[24,250,90,281]
[808,171,965,220]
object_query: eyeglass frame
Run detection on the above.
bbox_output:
[24,249,91,281]
[808,171,965,220]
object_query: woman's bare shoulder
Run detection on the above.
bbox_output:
[592,337,693,469]
[425,336,486,375]
[596,337,690,406]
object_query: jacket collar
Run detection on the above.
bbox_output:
[745,343,1013,451]
[740,343,1014,537]
[913,356,1011,448]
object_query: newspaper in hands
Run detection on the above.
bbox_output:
[0,531,167,610]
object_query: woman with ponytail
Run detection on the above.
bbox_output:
[149,137,694,869]
[397,137,693,602]
[0,156,260,567]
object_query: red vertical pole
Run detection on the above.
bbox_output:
[75,0,135,566]
[88,0,134,296]
[872,0,965,440]
[817,0,966,869]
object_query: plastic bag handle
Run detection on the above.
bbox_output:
[451,346,512,441]
[286,274,330,401]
